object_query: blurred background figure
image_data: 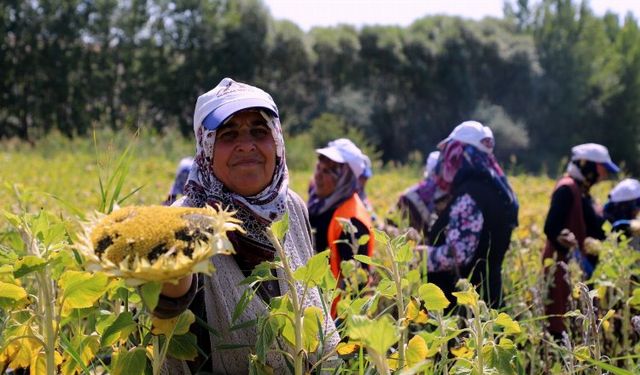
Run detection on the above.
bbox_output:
[357,153,375,218]
[164,157,194,205]
[394,120,497,240]
[543,143,619,338]
[395,150,441,239]
[307,138,374,316]
[604,178,640,248]
[423,121,518,309]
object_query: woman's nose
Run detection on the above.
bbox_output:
[235,131,257,151]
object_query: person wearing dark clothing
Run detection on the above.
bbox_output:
[307,139,374,276]
[309,207,371,266]
[424,124,519,309]
[396,151,441,238]
[603,178,640,247]
[543,143,619,337]
[307,139,374,317]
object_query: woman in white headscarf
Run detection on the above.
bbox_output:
[542,143,618,338]
[156,78,338,374]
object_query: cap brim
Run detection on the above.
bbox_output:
[605,161,620,174]
[316,147,346,163]
[437,137,451,150]
[202,98,278,130]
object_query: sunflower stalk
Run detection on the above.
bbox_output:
[389,242,407,369]
[266,213,305,375]
[19,221,56,375]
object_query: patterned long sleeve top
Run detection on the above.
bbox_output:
[428,193,484,272]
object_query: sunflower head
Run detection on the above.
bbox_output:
[77,205,242,285]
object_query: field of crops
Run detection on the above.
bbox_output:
[1,131,637,375]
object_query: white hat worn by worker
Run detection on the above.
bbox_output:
[609,178,640,203]
[438,121,494,154]
[316,138,366,177]
[571,143,620,173]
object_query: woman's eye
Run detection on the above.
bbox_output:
[251,127,269,139]
[217,131,236,142]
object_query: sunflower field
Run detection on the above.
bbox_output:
[1,131,638,375]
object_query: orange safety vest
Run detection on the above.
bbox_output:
[327,193,374,279]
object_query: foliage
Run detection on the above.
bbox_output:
[2,136,639,374]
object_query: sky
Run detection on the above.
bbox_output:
[263,0,640,31]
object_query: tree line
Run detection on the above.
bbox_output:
[2,0,640,172]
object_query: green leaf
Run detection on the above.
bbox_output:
[139,281,162,311]
[256,316,277,363]
[577,355,635,375]
[0,281,28,300]
[407,269,421,284]
[13,256,47,278]
[628,288,640,309]
[167,333,199,361]
[232,288,256,323]
[353,254,385,268]
[240,262,277,286]
[111,347,147,375]
[270,212,289,241]
[419,283,450,312]
[357,234,370,246]
[59,271,109,310]
[373,228,390,247]
[61,334,100,375]
[303,306,323,353]
[452,290,479,308]
[152,309,196,336]
[293,250,330,286]
[494,313,521,334]
[482,342,518,375]
[269,295,295,346]
[395,243,414,263]
[347,314,399,355]
[101,312,137,347]
[377,278,396,298]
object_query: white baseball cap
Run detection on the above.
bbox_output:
[424,150,440,178]
[316,138,366,177]
[609,178,640,202]
[571,143,620,173]
[438,121,494,153]
[193,77,279,133]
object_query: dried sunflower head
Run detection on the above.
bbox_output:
[77,205,242,285]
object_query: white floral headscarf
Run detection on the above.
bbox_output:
[183,107,289,247]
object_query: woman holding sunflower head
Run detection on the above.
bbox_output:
[157,78,339,374]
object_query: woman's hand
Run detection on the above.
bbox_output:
[161,275,194,298]
[557,228,578,249]
[583,237,602,255]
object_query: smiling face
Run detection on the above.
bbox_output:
[212,110,276,196]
